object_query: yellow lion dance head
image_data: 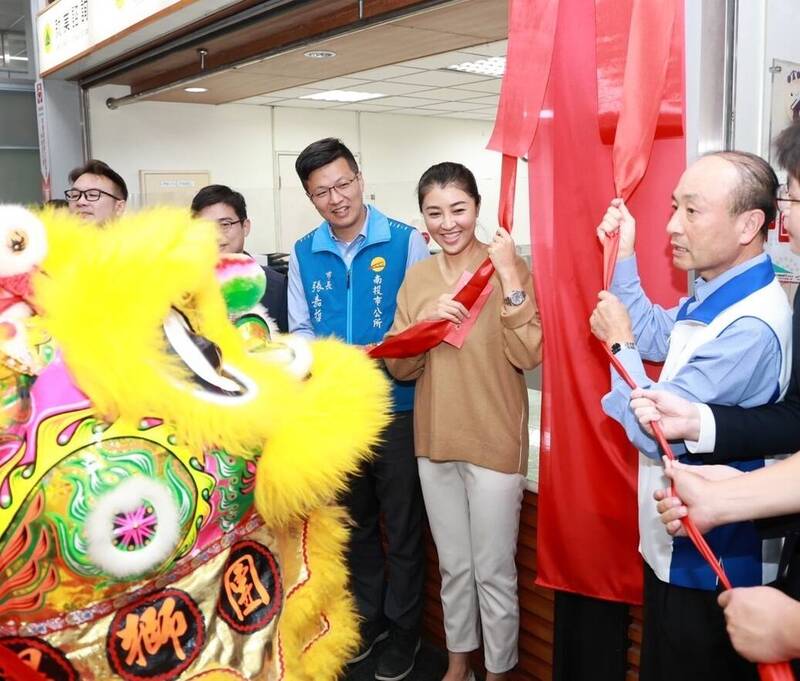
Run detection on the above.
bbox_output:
[0,205,390,681]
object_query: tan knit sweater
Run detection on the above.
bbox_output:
[384,246,543,475]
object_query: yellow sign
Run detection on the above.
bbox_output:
[370,257,386,273]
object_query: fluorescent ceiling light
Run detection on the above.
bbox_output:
[304,50,336,59]
[184,87,208,93]
[446,56,505,78]
[300,90,385,103]
[8,56,28,62]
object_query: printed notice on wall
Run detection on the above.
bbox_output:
[766,58,800,283]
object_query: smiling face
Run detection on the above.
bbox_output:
[420,183,480,256]
[305,157,365,238]
[666,155,765,281]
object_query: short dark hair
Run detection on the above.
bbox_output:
[190,184,247,221]
[295,138,359,191]
[416,162,481,211]
[775,120,800,184]
[68,159,128,200]
[705,150,778,237]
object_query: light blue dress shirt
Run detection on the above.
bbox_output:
[287,206,430,338]
[601,253,782,459]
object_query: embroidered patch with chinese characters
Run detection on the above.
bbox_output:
[105,588,205,681]
[217,540,282,633]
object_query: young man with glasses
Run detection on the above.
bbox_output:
[288,138,429,681]
[190,184,288,333]
[65,159,128,225]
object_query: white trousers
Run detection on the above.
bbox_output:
[418,458,525,673]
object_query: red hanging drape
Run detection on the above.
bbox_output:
[529,0,686,604]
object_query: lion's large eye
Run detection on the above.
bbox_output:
[9,229,27,253]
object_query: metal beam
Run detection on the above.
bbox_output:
[697,0,738,154]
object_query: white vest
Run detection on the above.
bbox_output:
[640,275,792,589]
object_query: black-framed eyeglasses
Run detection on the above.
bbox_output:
[307,174,360,202]
[216,219,243,232]
[777,184,800,213]
[65,188,123,202]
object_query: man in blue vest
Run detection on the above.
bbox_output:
[288,138,429,681]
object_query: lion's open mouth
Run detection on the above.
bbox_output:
[163,308,255,402]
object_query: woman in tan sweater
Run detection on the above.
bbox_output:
[384,162,542,681]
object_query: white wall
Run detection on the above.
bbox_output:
[89,85,275,250]
[358,112,529,246]
[89,84,528,255]
[733,0,800,160]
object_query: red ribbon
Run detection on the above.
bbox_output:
[369,156,515,359]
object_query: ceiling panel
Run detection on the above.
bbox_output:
[472,106,501,116]
[419,100,486,112]
[347,65,425,81]
[225,37,507,122]
[444,111,496,120]
[113,0,507,123]
[235,24,478,79]
[387,70,489,88]
[410,86,487,100]
[151,71,306,104]
[262,85,326,98]
[461,94,500,106]
[400,50,490,70]
[368,95,442,108]
[331,102,401,112]
[237,95,287,105]
[392,0,506,39]
[271,99,339,109]
[389,108,443,116]
[462,39,507,57]
[355,81,437,96]
[452,78,503,94]
[300,76,371,90]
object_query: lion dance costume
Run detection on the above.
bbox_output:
[0,205,390,681]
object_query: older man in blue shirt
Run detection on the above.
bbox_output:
[589,151,792,681]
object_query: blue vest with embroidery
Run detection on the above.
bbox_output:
[294,206,416,412]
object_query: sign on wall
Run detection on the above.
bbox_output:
[37,0,184,76]
[766,58,800,283]
[139,170,210,208]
